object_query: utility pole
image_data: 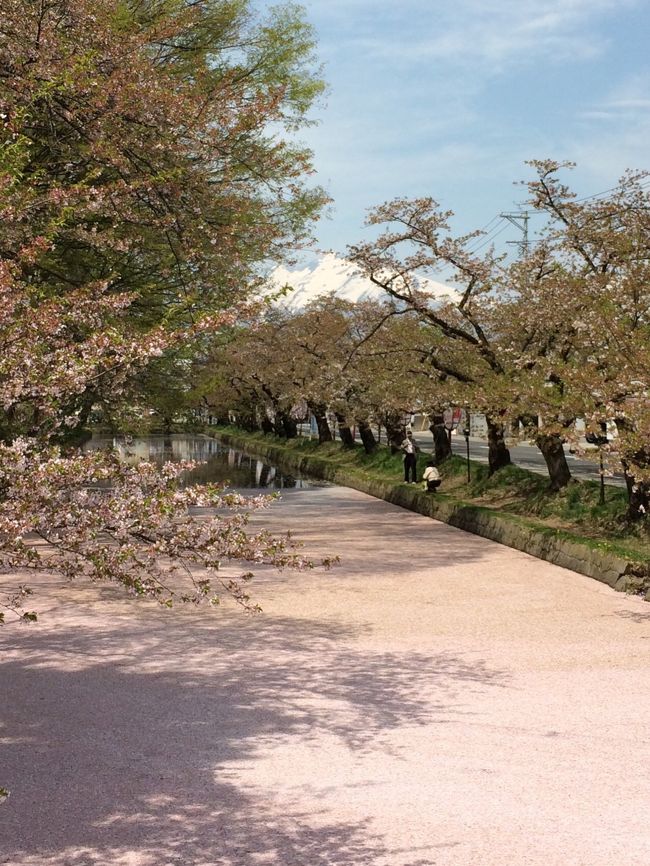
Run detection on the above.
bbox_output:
[500,210,530,257]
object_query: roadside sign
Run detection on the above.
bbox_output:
[443,408,463,431]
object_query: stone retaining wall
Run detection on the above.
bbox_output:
[217,431,649,595]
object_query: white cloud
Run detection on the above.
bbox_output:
[573,123,650,184]
[309,0,635,71]
[579,73,650,121]
[260,0,650,252]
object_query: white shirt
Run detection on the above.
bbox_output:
[402,438,416,454]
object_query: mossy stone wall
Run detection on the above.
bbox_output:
[216,431,649,595]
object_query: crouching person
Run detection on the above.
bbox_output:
[422,460,441,492]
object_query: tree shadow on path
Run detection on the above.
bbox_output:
[1,609,508,866]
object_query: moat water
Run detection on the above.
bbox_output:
[84,434,325,490]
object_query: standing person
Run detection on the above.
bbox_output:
[422,460,441,492]
[400,431,420,483]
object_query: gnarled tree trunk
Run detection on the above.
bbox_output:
[616,419,650,521]
[486,417,511,474]
[625,477,650,521]
[622,464,650,521]
[428,413,451,464]
[384,412,406,454]
[357,419,377,454]
[281,413,297,439]
[308,403,332,444]
[272,409,296,438]
[240,412,258,432]
[621,454,650,522]
[335,413,355,448]
[535,432,571,491]
[273,410,298,439]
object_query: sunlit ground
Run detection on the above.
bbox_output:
[2,485,649,866]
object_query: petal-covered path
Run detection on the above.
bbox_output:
[2,485,650,866]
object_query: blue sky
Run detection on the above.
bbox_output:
[269,0,650,260]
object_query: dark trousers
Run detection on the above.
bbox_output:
[404,453,417,482]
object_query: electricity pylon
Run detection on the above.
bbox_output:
[499,211,530,257]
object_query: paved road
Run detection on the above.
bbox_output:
[296,423,624,487]
[2,485,649,865]
[411,430,626,487]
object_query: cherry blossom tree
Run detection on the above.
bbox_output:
[204,296,444,455]
[1,0,327,428]
[0,0,332,623]
[347,163,650,498]
[347,199,515,475]
[507,160,650,515]
[0,238,335,624]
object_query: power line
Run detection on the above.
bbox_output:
[465,218,508,252]
[475,214,503,233]
[468,221,510,254]
[573,177,650,204]
[468,176,650,256]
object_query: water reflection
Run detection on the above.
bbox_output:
[83,435,321,490]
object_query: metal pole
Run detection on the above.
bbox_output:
[500,210,530,257]
[464,426,471,483]
[599,450,605,505]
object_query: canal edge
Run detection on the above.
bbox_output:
[213,431,650,597]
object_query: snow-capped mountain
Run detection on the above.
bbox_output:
[267,252,454,310]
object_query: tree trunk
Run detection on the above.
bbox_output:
[240,411,258,432]
[621,453,650,521]
[272,410,284,437]
[428,413,451,464]
[616,420,650,521]
[486,417,512,474]
[384,412,406,454]
[315,414,333,444]
[625,476,650,521]
[309,403,333,444]
[281,413,297,439]
[535,433,571,491]
[357,420,377,454]
[274,412,298,439]
[335,413,355,448]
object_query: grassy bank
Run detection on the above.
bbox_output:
[212,426,650,594]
